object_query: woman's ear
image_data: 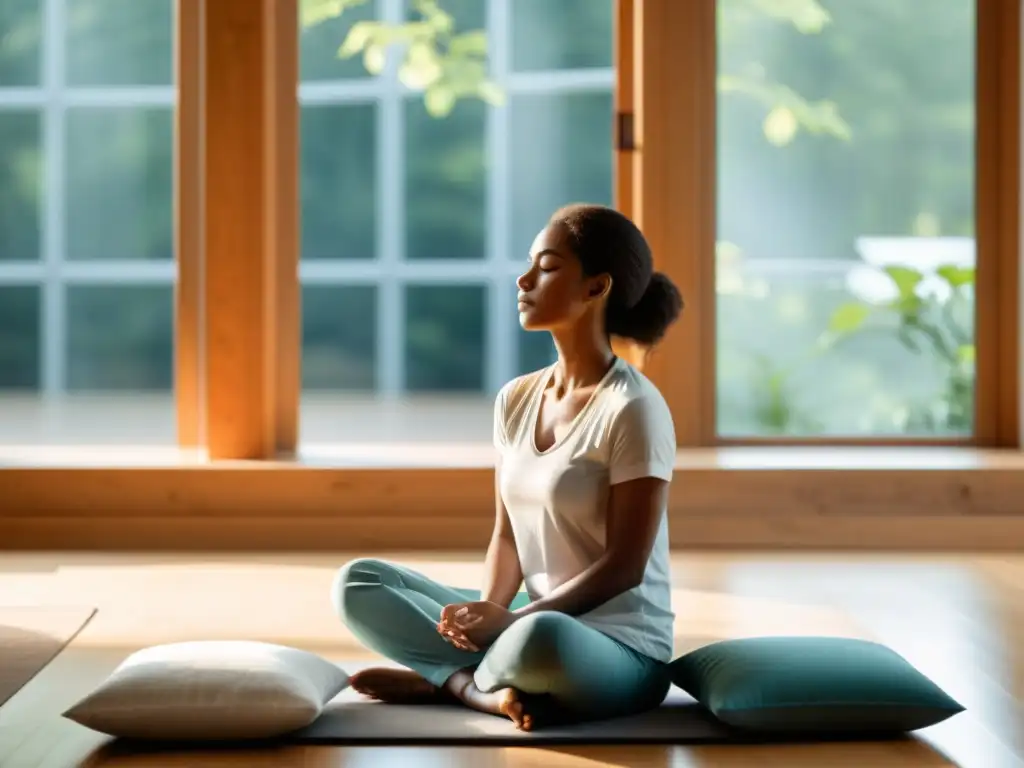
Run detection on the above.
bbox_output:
[588,275,612,302]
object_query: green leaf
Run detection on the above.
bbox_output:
[338,20,379,57]
[301,0,370,28]
[763,105,798,146]
[829,302,871,334]
[957,344,976,366]
[424,85,456,117]
[449,30,489,58]
[300,0,345,28]
[363,44,387,75]
[936,265,975,289]
[884,265,924,301]
[477,80,506,106]
[750,0,831,34]
[718,74,852,142]
[399,41,443,89]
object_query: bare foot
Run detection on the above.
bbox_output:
[497,687,534,731]
[349,668,449,704]
[444,670,542,731]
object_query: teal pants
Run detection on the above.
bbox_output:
[332,558,671,723]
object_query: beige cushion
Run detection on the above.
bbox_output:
[63,641,348,741]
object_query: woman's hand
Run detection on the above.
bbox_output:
[437,601,517,651]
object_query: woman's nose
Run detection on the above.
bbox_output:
[516,271,532,291]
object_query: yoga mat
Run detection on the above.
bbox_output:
[291,685,739,745]
[281,662,909,747]
[0,606,97,709]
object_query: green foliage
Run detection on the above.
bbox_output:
[718,0,851,145]
[747,354,822,434]
[826,264,975,433]
[301,0,503,117]
[303,0,852,141]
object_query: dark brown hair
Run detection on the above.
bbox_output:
[549,203,683,345]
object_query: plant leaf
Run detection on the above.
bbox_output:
[300,0,348,29]
[363,44,387,75]
[338,20,379,57]
[764,106,798,146]
[828,302,871,334]
[449,30,489,57]
[936,264,974,289]
[884,265,924,300]
[749,0,831,34]
[477,80,506,106]
[424,85,456,117]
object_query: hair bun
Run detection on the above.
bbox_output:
[606,272,684,346]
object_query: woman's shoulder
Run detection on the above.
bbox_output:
[601,362,674,430]
[608,359,670,406]
[496,366,550,421]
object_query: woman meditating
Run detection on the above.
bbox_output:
[332,203,684,731]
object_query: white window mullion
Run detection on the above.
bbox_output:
[377,0,405,397]
[486,0,513,394]
[41,0,67,398]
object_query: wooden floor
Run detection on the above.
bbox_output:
[0,551,1021,767]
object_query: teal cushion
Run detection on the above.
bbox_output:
[670,636,964,734]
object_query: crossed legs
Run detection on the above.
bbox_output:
[331,557,670,730]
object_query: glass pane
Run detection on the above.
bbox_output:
[404,284,485,391]
[67,285,172,391]
[401,0,487,262]
[66,107,173,260]
[0,0,42,86]
[512,0,613,72]
[299,0,377,82]
[302,284,377,390]
[301,104,376,260]
[0,6,183,451]
[0,111,41,262]
[404,97,486,260]
[66,0,173,86]
[0,286,39,388]
[716,0,976,438]
[509,91,613,261]
[298,0,613,449]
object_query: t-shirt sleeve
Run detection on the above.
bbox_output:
[608,394,676,485]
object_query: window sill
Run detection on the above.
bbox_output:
[2,445,1022,552]
[2,443,1020,470]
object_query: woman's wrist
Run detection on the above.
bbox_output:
[511,601,539,619]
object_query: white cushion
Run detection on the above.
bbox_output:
[62,641,348,741]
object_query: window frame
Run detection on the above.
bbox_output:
[177,0,1024,456]
[1,0,1023,554]
[637,0,1019,449]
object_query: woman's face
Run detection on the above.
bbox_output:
[516,223,610,332]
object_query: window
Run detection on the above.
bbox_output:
[715,0,978,439]
[0,0,191,450]
[0,0,1016,464]
[297,0,615,446]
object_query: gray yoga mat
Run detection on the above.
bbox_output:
[285,676,909,747]
[289,685,739,745]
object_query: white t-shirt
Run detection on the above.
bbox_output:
[493,356,676,662]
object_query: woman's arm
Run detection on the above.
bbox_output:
[480,459,524,608]
[512,475,667,619]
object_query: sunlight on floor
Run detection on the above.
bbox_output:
[0,556,868,651]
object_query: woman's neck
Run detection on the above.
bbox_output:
[549,324,616,392]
